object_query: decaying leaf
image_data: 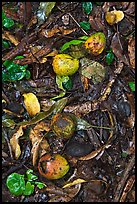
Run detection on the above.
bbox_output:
[105,10,124,25]
[128,36,135,69]
[64,101,92,117]
[47,183,82,202]
[23,93,40,117]
[80,58,106,84]
[111,33,130,66]
[10,126,24,159]
[29,121,50,166]
[2,31,20,46]
[79,111,114,160]
[40,26,77,38]
[83,179,108,195]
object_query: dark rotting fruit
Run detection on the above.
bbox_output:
[51,113,76,139]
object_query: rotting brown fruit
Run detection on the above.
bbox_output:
[51,113,76,139]
[38,153,70,180]
[84,32,106,56]
[52,54,79,76]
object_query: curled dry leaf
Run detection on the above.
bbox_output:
[23,93,40,117]
[29,121,50,166]
[128,36,135,69]
[10,126,24,159]
[63,178,87,188]
[105,10,124,25]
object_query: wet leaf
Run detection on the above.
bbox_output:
[23,182,34,196]
[2,10,14,28]
[63,178,87,188]
[2,118,16,128]
[26,169,38,181]
[2,56,30,82]
[17,98,67,127]
[6,173,26,196]
[10,126,24,159]
[61,39,85,52]
[106,50,115,65]
[79,21,91,31]
[23,93,40,117]
[80,58,106,84]
[35,182,47,189]
[111,33,130,66]
[82,2,93,15]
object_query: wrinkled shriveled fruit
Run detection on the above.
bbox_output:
[85,32,106,56]
[38,153,70,180]
[52,54,79,76]
[105,10,124,25]
[51,113,76,139]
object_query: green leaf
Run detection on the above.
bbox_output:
[2,57,30,82]
[2,10,6,21]
[23,182,34,196]
[2,118,16,128]
[61,39,86,52]
[63,78,73,90]
[6,173,26,196]
[121,151,128,158]
[2,40,10,48]
[26,169,38,181]
[79,21,91,31]
[3,17,14,28]
[106,52,114,65]
[35,182,47,189]
[128,82,135,92]
[82,2,93,15]
[51,75,70,100]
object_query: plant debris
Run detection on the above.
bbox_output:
[2,2,135,202]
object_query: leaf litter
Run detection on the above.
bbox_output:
[2,2,135,202]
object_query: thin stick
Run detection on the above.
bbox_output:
[68,12,89,36]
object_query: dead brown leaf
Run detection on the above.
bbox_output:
[40,26,77,38]
[111,33,130,66]
[10,126,24,159]
[128,36,135,69]
[29,121,50,166]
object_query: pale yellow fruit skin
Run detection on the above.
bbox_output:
[52,54,79,76]
[23,93,40,117]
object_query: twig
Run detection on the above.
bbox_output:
[113,154,135,202]
[68,12,89,36]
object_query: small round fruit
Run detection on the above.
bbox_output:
[84,32,106,56]
[52,54,79,76]
[38,153,70,180]
[51,113,76,139]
